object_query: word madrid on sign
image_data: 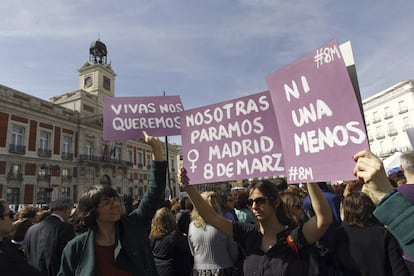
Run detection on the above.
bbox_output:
[181,91,285,184]
[103,96,183,141]
[266,39,369,183]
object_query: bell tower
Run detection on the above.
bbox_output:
[78,39,116,99]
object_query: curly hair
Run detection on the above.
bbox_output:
[342,192,379,228]
[191,191,222,229]
[150,207,176,240]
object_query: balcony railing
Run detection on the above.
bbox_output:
[37,175,50,182]
[387,129,398,136]
[8,144,26,154]
[138,163,143,169]
[61,152,74,160]
[79,155,133,167]
[383,113,393,119]
[375,133,386,139]
[372,117,381,123]
[38,148,52,157]
[399,107,408,114]
[62,175,72,182]
[7,172,23,181]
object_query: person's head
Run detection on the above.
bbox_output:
[274,178,288,192]
[18,206,38,221]
[342,192,379,227]
[400,151,414,182]
[12,219,32,241]
[279,191,304,226]
[191,191,221,228]
[343,179,363,198]
[219,193,234,211]
[0,199,14,240]
[247,180,291,225]
[149,207,176,240]
[50,198,74,220]
[233,189,249,210]
[73,185,122,231]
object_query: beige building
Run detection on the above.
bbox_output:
[0,40,180,205]
[363,80,414,159]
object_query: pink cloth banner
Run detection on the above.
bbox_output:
[103,96,183,141]
[181,91,285,184]
[266,39,369,183]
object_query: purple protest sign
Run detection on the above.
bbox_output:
[181,91,285,185]
[103,96,183,141]
[266,39,369,183]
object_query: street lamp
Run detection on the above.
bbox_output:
[41,164,59,204]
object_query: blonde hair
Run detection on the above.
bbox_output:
[150,207,176,240]
[191,191,222,229]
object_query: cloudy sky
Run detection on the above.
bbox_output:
[1,1,413,111]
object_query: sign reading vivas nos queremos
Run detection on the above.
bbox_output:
[103,96,183,141]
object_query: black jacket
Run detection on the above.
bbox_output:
[150,230,193,276]
[25,214,75,276]
[0,238,46,276]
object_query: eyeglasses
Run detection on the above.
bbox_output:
[247,197,270,208]
[227,198,233,202]
[98,196,121,208]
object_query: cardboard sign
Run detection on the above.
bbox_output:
[266,39,369,183]
[181,91,285,184]
[103,96,183,141]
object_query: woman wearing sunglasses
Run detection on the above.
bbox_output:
[58,131,167,276]
[179,168,332,275]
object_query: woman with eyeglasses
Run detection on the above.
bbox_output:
[179,168,332,275]
[58,131,167,276]
[0,199,46,276]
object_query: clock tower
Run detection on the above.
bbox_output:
[78,39,116,101]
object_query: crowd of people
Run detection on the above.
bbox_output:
[1,133,414,276]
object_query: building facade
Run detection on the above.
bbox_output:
[0,40,180,205]
[363,80,414,159]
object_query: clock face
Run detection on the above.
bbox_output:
[84,76,93,88]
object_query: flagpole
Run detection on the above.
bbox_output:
[163,91,172,198]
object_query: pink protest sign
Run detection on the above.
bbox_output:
[266,39,368,183]
[103,96,183,141]
[181,91,285,185]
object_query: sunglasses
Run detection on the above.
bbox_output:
[247,196,270,208]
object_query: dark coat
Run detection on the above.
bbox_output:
[150,230,193,276]
[25,214,75,276]
[58,160,167,276]
[0,238,46,276]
